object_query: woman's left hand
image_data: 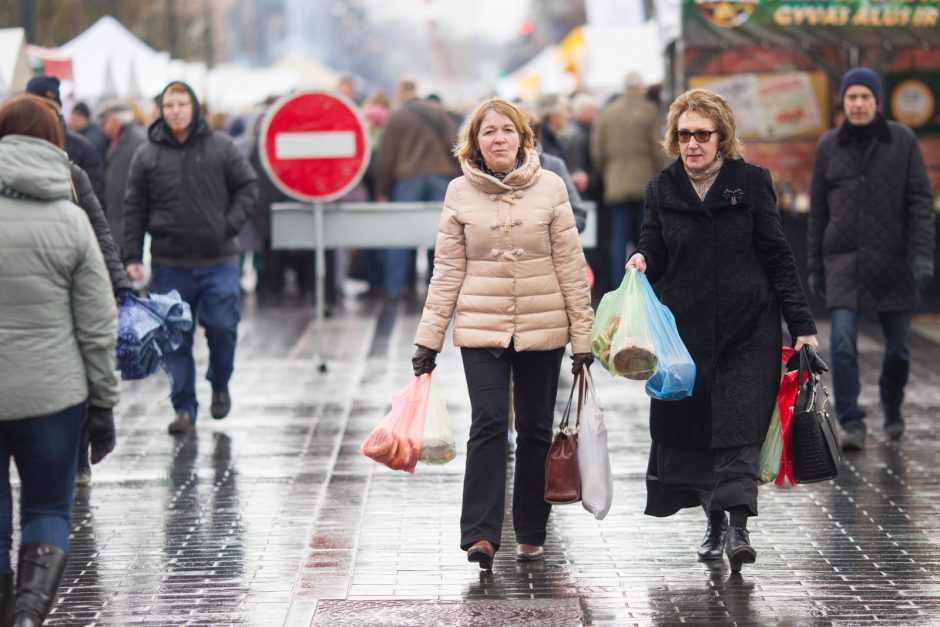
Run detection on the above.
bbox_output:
[793,335,819,352]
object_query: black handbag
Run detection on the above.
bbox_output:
[544,371,583,505]
[790,346,841,484]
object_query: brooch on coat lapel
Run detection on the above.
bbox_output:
[722,188,745,205]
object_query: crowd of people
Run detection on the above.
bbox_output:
[0,62,934,623]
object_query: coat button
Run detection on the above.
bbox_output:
[489,194,497,200]
[515,192,523,199]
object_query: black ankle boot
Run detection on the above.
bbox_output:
[13,543,67,627]
[697,513,727,561]
[0,572,13,627]
[725,525,757,573]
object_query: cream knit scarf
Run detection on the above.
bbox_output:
[685,157,723,201]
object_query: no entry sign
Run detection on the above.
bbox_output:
[259,91,371,202]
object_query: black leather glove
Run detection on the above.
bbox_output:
[571,352,594,375]
[84,406,116,464]
[116,287,135,305]
[807,271,826,302]
[412,345,438,376]
[913,255,934,291]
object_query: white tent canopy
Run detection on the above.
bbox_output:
[0,28,32,98]
[580,23,665,94]
[206,64,298,112]
[57,16,200,101]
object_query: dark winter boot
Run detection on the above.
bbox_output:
[13,543,67,627]
[0,572,13,627]
[697,512,727,561]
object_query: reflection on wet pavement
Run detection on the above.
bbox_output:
[30,297,940,625]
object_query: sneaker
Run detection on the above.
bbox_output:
[841,422,866,451]
[883,408,904,440]
[210,389,231,420]
[168,411,195,435]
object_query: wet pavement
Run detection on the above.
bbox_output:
[35,287,940,625]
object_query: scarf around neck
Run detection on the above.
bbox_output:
[685,156,724,201]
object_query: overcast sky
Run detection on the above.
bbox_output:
[361,0,531,42]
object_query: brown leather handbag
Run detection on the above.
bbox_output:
[544,371,583,505]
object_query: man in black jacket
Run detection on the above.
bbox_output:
[124,81,258,435]
[808,67,935,450]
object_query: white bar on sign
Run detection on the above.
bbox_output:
[275,131,356,159]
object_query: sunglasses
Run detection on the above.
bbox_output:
[676,129,717,143]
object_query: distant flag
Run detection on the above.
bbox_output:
[25,44,73,80]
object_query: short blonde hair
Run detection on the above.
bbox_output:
[662,89,744,160]
[453,98,535,164]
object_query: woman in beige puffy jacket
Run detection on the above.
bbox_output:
[412,98,594,570]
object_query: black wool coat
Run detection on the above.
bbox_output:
[635,158,816,450]
[808,116,935,312]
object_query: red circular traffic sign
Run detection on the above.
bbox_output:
[259,91,371,202]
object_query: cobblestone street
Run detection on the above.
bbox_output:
[40,290,940,625]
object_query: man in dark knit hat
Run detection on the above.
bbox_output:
[808,66,935,450]
[25,74,107,212]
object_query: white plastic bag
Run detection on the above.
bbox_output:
[419,376,456,464]
[578,368,613,519]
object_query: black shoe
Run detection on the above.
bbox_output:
[13,543,67,627]
[168,411,195,435]
[210,389,231,420]
[841,422,866,451]
[725,525,756,573]
[697,514,727,561]
[884,408,904,440]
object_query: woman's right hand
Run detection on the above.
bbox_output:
[625,253,647,273]
[126,263,146,283]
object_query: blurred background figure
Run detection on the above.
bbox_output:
[68,101,107,162]
[536,93,570,164]
[0,94,119,627]
[100,101,146,260]
[592,71,662,290]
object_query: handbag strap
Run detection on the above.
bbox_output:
[558,370,581,431]
[796,346,819,411]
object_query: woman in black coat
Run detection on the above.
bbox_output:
[626,89,818,573]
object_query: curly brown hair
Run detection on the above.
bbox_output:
[453,98,535,165]
[661,89,744,161]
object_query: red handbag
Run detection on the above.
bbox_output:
[544,371,583,505]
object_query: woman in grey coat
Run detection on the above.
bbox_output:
[0,94,119,626]
[626,89,818,574]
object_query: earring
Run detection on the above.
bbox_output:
[716,151,722,160]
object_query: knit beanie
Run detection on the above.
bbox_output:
[839,67,881,104]
[25,74,62,107]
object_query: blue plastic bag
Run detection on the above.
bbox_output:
[636,272,696,401]
[116,290,193,381]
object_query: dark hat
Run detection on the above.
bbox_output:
[839,67,881,104]
[25,74,62,107]
[72,102,91,118]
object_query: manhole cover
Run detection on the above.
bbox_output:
[312,598,583,626]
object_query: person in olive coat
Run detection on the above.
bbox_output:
[626,89,818,574]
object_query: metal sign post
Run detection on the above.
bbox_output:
[313,201,326,372]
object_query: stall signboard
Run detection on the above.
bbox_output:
[683,1,940,49]
[689,71,829,140]
[885,72,940,136]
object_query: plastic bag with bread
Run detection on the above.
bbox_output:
[360,374,431,473]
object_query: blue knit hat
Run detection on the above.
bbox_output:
[839,67,881,104]
[25,74,62,107]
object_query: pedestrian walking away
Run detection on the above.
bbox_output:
[808,66,935,451]
[0,94,119,626]
[626,88,818,574]
[123,80,259,436]
[411,97,594,571]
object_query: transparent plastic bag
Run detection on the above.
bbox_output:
[591,269,657,379]
[419,376,456,465]
[758,401,782,485]
[360,374,431,473]
[640,277,696,401]
[577,368,613,520]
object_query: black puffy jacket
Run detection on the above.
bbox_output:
[66,130,106,214]
[122,83,258,268]
[70,163,132,294]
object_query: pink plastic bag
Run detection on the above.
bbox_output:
[360,374,431,473]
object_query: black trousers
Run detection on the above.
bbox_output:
[459,345,565,551]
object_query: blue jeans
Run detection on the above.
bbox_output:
[384,175,451,297]
[829,308,912,427]
[152,263,241,420]
[0,403,83,573]
[608,201,644,289]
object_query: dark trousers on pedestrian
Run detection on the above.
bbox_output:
[153,262,241,420]
[607,201,644,289]
[0,403,83,573]
[829,308,911,427]
[459,345,564,551]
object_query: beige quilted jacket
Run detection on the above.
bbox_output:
[414,148,593,354]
